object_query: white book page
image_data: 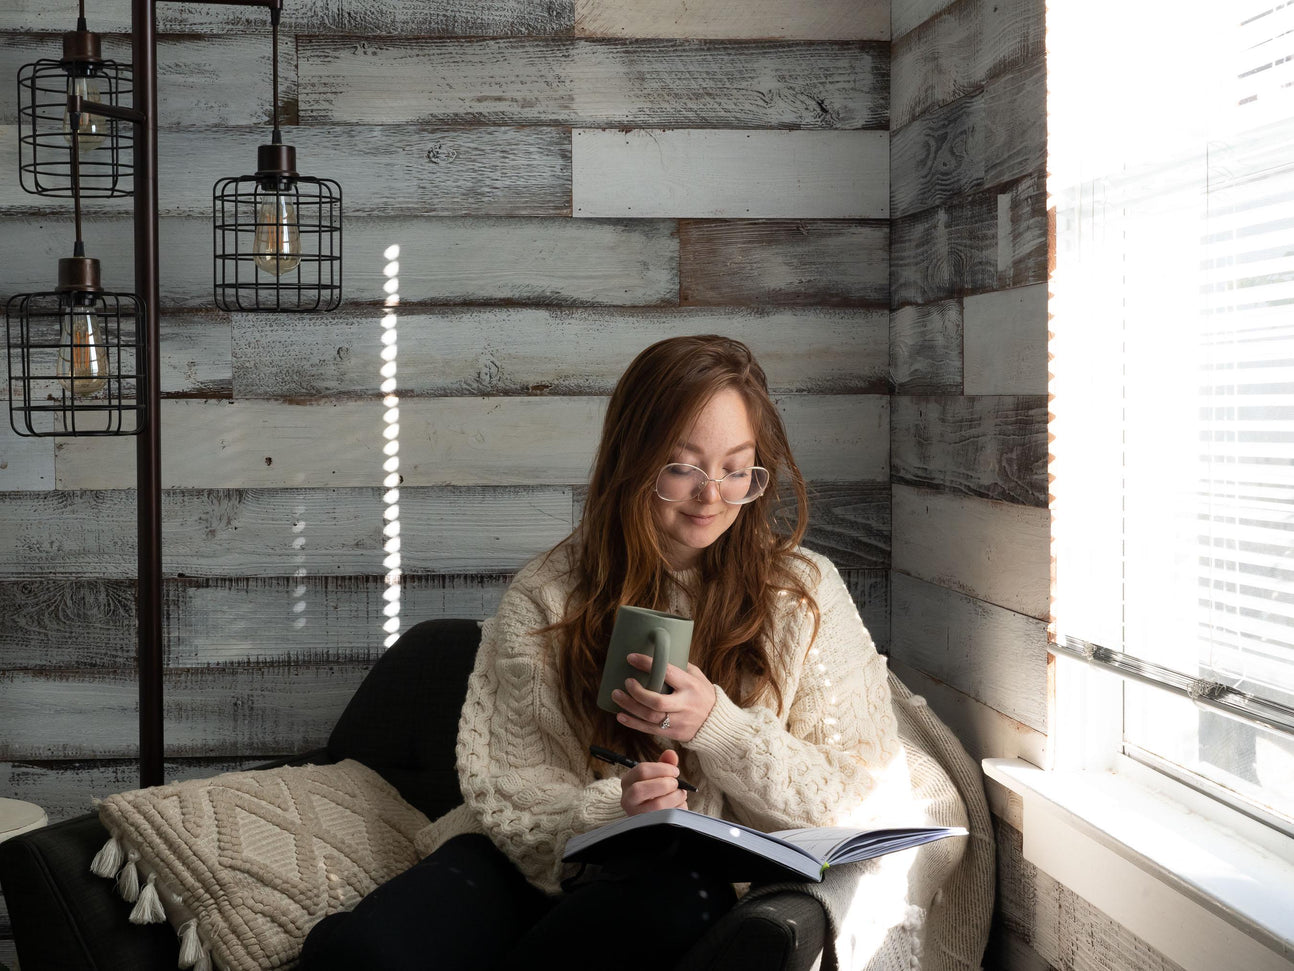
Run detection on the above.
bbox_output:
[769,826,862,862]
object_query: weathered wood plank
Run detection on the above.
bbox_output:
[0,434,55,491]
[891,0,957,41]
[888,657,1045,767]
[573,129,888,219]
[982,921,1055,971]
[156,312,234,397]
[680,220,888,306]
[0,125,572,218]
[963,283,1048,395]
[781,395,889,483]
[0,665,365,759]
[0,487,574,578]
[53,395,887,489]
[333,0,575,35]
[0,579,136,666]
[889,298,963,394]
[1000,824,1188,971]
[0,575,510,669]
[0,305,230,397]
[892,482,1049,618]
[838,568,889,653]
[0,34,294,127]
[232,307,890,398]
[0,1,336,33]
[890,174,1047,308]
[0,0,573,34]
[0,215,680,308]
[575,0,888,40]
[52,397,604,489]
[890,57,1045,219]
[890,0,1044,130]
[890,573,1048,731]
[802,481,890,571]
[890,394,1048,505]
[1,758,270,824]
[298,37,887,129]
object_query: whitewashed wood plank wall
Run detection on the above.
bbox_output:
[892,1,1179,969]
[0,0,893,891]
[0,2,1191,969]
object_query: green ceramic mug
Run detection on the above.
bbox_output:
[596,605,694,714]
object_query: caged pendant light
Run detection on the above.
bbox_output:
[213,5,342,312]
[6,121,144,438]
[5,0,343,788]
[16,0,133,199]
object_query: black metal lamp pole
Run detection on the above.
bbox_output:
[69,2,162,787]
[133,0,163,788]
[128,0,285,788]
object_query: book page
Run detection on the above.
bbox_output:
[769,826,859,862]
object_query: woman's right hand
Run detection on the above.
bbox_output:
[619,747,688,816]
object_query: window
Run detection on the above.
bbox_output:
[1049,0,1294,829]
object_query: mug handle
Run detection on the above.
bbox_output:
[646,628,671,693]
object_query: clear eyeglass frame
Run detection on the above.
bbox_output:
[654,463,770,505]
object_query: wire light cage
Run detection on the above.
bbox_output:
[213,143,343,312]
[6,257,146,437]
[17,22,133,199]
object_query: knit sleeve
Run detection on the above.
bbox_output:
[455,579,624,893]
[684,554,907,833]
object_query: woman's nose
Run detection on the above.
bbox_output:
[698,478,723,502]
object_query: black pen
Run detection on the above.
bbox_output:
[590,744,698,792]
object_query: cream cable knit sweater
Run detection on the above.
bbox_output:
[414,542,992,969]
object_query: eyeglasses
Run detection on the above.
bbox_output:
[654,463,769,505]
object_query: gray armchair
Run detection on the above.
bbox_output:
[0,618,826,970]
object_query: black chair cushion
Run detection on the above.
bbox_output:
[326,617,482,820]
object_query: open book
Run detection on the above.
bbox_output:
[562,807,967,883]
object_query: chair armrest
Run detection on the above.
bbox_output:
[250,747,334,770]
[675,889,826,971]
[0,813,177,971]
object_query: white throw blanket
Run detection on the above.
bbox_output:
[744,672,995,971]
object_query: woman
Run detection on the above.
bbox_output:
[301,335,927,970]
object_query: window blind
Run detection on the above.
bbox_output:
[1049,1,1294,737]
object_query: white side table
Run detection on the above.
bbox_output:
[0,798,46,844]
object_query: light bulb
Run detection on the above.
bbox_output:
[62,74,107,155]
[58,303,108,397]
[253,191,302,276]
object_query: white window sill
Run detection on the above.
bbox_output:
[983,757,1294,971]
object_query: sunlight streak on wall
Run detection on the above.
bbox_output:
[380,243,402,648]
[292,504,308,630]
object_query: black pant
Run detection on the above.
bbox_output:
[299,833,738,971]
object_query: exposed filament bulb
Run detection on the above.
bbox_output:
[253,189,302,276]
[58,300,108,397]
[62,73,107,155]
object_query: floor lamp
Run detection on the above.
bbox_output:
[8,0,343,788]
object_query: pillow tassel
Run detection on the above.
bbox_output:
[116,850,141,903]
[129,872,166,925]
[90,835,125,878]
[178,919,207,969]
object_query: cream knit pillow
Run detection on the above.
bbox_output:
[91,759,429,971]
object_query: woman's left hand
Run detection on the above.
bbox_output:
[612,654,716,743]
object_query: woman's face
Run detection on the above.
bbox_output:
[653,388,757,571]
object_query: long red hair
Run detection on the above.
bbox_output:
[543,335,820,763]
